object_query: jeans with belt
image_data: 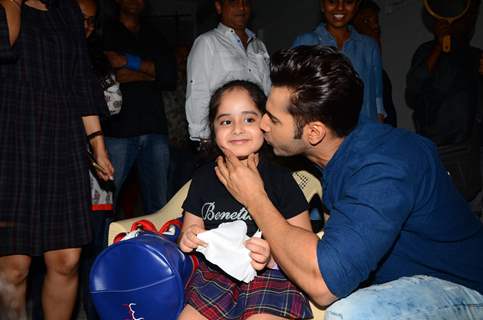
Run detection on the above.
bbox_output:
[105,134,170,214]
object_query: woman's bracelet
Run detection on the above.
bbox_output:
[87,130,103,141]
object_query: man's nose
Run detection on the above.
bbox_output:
[236,0,248,11]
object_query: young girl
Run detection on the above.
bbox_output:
[177,80,313,320]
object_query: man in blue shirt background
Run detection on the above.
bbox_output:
[215,45,483,319]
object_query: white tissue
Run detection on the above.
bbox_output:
[196,221,257,283]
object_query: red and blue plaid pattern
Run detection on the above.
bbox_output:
[185,261,313,319]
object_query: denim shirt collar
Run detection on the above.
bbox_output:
[322,124,363,177]
[314,23,363,45]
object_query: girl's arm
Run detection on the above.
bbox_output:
[178,211,207,253]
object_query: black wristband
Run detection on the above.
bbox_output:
[87,130,103,141]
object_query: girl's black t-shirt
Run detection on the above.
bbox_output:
[182,158,308,236]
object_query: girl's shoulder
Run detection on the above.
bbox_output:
[191,161,217,182]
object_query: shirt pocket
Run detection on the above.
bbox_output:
[252,51,270,73]
[219,50,245,71]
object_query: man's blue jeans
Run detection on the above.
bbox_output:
[105,134,170,214]
[325,275,483,320]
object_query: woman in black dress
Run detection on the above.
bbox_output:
[0,0,114,318]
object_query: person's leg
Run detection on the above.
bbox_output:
[0,255,31,319]
[325,275,483,320]
[104,137,139,213]
[136,134,170,214]
[177,305,209,320]
[42,248,82,320]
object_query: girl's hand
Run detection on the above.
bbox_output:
[245,237,271,271]
[178,224,207,253]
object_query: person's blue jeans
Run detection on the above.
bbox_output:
[105,134,170,214]
[325,275,483,320]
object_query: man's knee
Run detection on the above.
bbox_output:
[324,286,393,320]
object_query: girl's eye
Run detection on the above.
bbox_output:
[220,120,231,126]
[244,117,257,124]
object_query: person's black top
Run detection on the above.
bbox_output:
[406,41,481,146]
[102,20,176,137]
[182,158,308,237]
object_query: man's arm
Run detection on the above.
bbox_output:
[115,68,154,83]
[405,42,435,111]
[105,51,156,80]
[215,152,337,306]
[249,197,337,306]
[185,36,213,141]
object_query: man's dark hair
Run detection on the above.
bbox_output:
[358,0,380,13]
[270,45,363,138]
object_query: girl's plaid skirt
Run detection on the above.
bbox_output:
[185,261,313,320]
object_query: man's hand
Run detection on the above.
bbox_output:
[115,68,154,83]
[434,19,451,49]
[178,224,207,253]
[104,51,127,69]
[214,151,267,208]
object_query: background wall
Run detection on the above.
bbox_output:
[143,0,483,131]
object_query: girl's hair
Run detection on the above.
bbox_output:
[204,80,267,157]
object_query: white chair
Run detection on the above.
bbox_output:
[107,170,326,319]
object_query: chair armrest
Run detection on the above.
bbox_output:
[107,181,191,245]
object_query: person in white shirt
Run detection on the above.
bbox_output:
[185,0,271,147]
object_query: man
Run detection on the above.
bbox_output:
[293,0,385,123]
[102,0,176,214]
[406,0,482,202]
[352,0,397,127]
[406,0,481,146]
[185,0,271,150]
[215,46,483,319]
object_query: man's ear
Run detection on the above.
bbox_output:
[304,121,327,146]
[215,1,222,15]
